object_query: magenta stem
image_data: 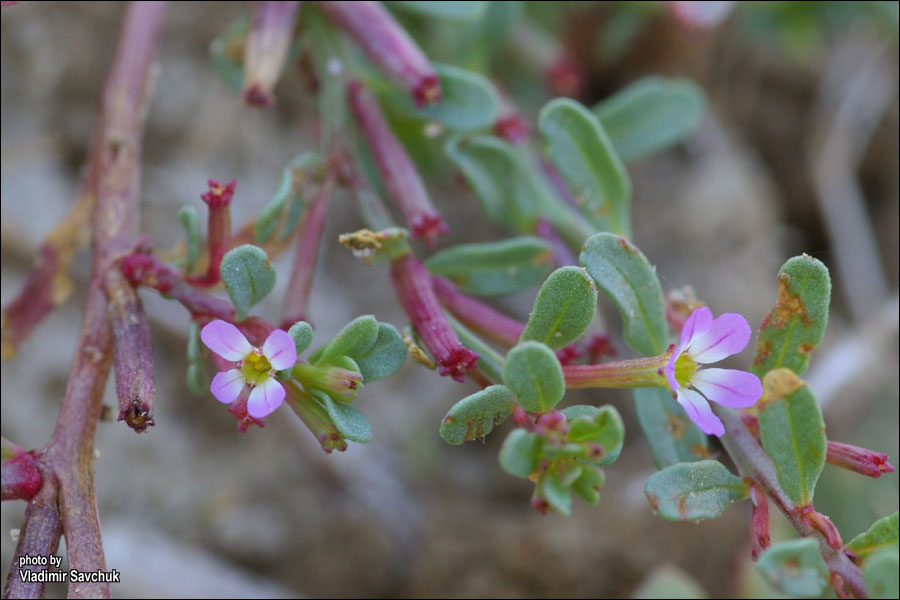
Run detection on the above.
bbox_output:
[432,276,524,347]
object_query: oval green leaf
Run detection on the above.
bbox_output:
[539,98,631,236]
[426,237,554,296]
[220,245,277,321]
[579,233,668,357]
[752,255,831,378]
[847,512,898,559]
[178,205,201,275]
[503,341,565,413]
[311,315,380,366]
[864,547,899,600]
[440,385,515,445]
[540,471,573,516]
[570,464,605,505]
[315,390,373,444]
[520,266,598,350]
[287,320,314,356]
[499,428,542,478]
[756,538,828,597]
[645,460,748,522]
[593,76,707,163]
[758,373,826,506]
[562,404,625,468]
[633,388,709,469]
[353,322,407,382]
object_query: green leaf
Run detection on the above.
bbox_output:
[499,428,542,478]
[186,321,202,362]
[387,1,488,21]
[751,255,831,378]
[255,153,320,244]
[219,245,277,321]
[632,565,709,600]
[539,98,631,236]
[312,315,380,365]
[287,321,314,356]
[847,512,899,559]
[758,372,826,506]
[633,388,709,469]
[593,76,707,163]
[178,206,201,275]
[563,405,625,468]
[353,322,406,382]
[520,266,598,350]
[315,390,373,444]
[209,17,249,92]
[579,233,668,356]
[541,472,573,516]
[385,63,499,131]
[645,460,748,522]
[186,362,208,397]
[440,385,515,444]
[864,547,899,599]
[570,465,605,505]
[756,538,828,597]
[426,236,554,296]
[444,134,539,231]
[503,341,565,413]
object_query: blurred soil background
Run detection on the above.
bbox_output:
[2,2,898,598]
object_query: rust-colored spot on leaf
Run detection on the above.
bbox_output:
[690,444,712,459]
[665,413,689,440]
[769,274,810,328]
[758,368,806,408]
[752,339,772,366]
[677,495,689,520]
[647,493,659,512]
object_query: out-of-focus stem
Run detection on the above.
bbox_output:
[347,79,448,247]
[535,218,576,267]
[280,169,336,328]
[509,20,584,98]
[320,0,440,106]
[336,149,395,232]
[243,1,301,107]
[717,408,867,598]
[749,481,770,560]
[432,276,524,347]
[390,253,478,383]
[105,268,155,432]
[2,465,61,599]
[189,179,235,287]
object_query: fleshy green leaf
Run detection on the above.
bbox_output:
[520,266,598,350]
[499,428,542,478]
[387,1,489,21]
[219,245,277,321]
[440,385,515,445]
[385,63,499,131]
[287,321,315,356]
[847,512,899,559]
[255,153,320,244]
[315,390,373,444]
[633,388,709,469]
[186,321,202,362]
[758,370,825,506]
[311,315,380,365]
[426,237,554,296]
[645,460,748,522]
[539,98,631,236]
[503,341,565,413]
[864,547,899,599]
[756,538,828,597]
[541,471,573,516]
[209,17,249,92]
[751,255,831,378]
[579,233,668,356]
[186,363,208,397]
[353,322,407,382]
[562,405,625,468]
[570,465,605,505]
[593,76,707,163]
[178,206,201,276]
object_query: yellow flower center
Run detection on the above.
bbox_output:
[241,351,273,385]
[673,351,698,388]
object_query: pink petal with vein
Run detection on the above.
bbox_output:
[247,378,286,418]
[211,369,246,404]
[201,320,253,361]
[692,368,762,408]
[262,329,298,370]
[677,388,725,436]
[679,305,712,349]
[686,312,751,364]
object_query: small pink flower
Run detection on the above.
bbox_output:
[664,307,763,436]
[200,320,297,419]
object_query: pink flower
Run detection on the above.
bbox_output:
[664,307,762,436]
[200,320,297,419]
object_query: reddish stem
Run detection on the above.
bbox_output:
[749,481,770,560]
[432,276,524,347]
[321,1,440,106]
[189,179,235,287]
[826,440,895,478]
[280,169,336,328]
[242,1,301,107]
[390,254,478,382]
[535,218,577,267]
[347,79,448,247]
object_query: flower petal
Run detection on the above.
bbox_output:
[210,369,246,404]
[664,351,681,393]
[679,305,712,349]
[262,329,298,371]
[247,378,286,418]
[676,388,725,436]
[686,312,752,364]
[201,320,253,361]
[691,368,762,409]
